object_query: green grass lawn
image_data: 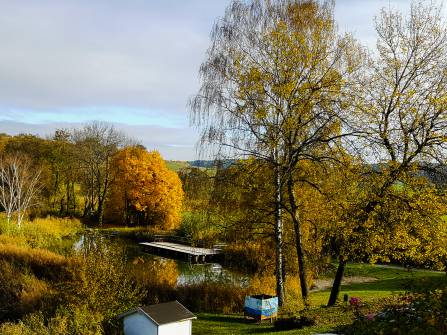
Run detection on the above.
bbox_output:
[192,263,445,335]
[193,313,333,335]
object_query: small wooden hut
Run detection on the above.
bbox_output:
[120,301,196,335]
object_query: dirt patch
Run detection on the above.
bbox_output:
[311,276,377,292]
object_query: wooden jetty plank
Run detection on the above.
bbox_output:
[139,242,221,256]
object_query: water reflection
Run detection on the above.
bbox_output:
[132,256,179,287]
[73,231,249,287]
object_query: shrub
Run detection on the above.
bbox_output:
[131,257,179,288]
[0,322,31,335]
[0,216,82,253]
[176,282,250,314]
[101,226,157,242]
[0,309,104,335]
[61,244,146,333]
[339,288,447,335]
[179,212,221,247]
[224,242,273,273]
[18,274,51,317]
[18,217,82,252]
[134,263,308,314]
[0,234,27,247]
[0,261,53,321]
[0,260,24,320]
[137,278,250,314]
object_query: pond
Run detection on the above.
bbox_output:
[73,231,249,287]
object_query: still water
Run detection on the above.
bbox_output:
[74,231,249,287]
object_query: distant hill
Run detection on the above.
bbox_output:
[419,163,447,186]
[188,159,236,169]
[165,161,191,172]
[165,159,234,172]
[188,160,216,168]
[167,160,447,187]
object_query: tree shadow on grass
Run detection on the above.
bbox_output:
[198,314,254,325]
[246,325,325,334]
[246,328,277,334]
[340,276,439,292]
[198,314,282,334]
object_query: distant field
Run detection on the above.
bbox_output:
[166,160,191,171]
[166,160,217,176]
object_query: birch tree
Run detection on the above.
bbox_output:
[15,160,41,227]
[0,156,18,224]
[0,155,41,227]
[190,0,361,304]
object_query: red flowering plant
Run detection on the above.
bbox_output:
[338,289,447,335]
[349,297,362,316]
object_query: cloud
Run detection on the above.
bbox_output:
[0,0,445,160]
[0,0,231,159]
[0,120,200,161]
[0,0,229,111]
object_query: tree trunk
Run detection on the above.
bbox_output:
[97,201,104,226]
[274,166,285,306]
[71,181,76,213]
[52,171,59,211]
[60,197,64,215]
[327,259,346,307]
[83,197,90,218]
[97,163,110,226]
[66,180,70,215]
[90,168,95,217]
[17,206,22,228]
[287,176,309,301]
[282,253,286,286]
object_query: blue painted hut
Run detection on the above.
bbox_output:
[244,295,278,321]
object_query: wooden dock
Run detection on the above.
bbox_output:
[139,241,222,263]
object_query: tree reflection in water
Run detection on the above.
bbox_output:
[73,231,248,287]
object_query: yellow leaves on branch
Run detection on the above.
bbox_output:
[107,147,183,230]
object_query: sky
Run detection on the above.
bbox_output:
[0,0,443,160]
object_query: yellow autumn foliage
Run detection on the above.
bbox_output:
[106,147,183,230]
[131,257,179,288]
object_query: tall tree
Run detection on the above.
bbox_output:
[0,156,18,224]
[106,147,184,230]
[48,129,79,216]
[0,155,41,227]
[190,0,361,304]
[328,1,447,306]
[72,122,125,225]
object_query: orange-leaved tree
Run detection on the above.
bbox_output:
[106,146,183,230]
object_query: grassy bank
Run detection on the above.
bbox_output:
[0,216,82,254]
[0,217,147,334]
[192,264,445,335]
[95,225,156,242]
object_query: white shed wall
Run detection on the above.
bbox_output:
[123,313,158,335]
[158,320,191,335]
